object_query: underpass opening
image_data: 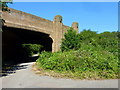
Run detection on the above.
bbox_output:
[2,26,53,64]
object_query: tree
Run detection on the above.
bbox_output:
[0,0,12,31]
[96,31,118,55]
[78,29,98,47]
[61,27,81,51]
[0,0,12,11]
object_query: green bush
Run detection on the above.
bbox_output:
[22,44,43,56]
[37,46,119,79]
[79,30,118,56]
[36,29,119,79]
[61,27,81,51]
[97,32,118,55]
[78,30,98,47]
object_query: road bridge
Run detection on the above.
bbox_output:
[2,8,79,62]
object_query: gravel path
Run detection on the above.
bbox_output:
[1,62,118,88]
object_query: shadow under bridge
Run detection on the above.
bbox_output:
[2,26,53,64]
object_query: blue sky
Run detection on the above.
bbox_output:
[8,2,118,33]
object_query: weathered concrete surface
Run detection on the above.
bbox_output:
[1,62,118,88]
[2,8,76,52]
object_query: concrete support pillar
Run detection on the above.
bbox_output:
[72,22,79,33]
[51,15,63,52]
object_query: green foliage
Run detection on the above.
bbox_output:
[22,44,43,56]
[0,0,13,32]
[79,29,97,45]
[61,27,81,51]
[79,29,97,40]
[97,32,118,55]
[0,0,12,11]
[36,29,119,79]
[79,30,118,56]
[37,47,118,79]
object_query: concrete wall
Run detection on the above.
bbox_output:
[2,8,79,52]
[2,8,53,34]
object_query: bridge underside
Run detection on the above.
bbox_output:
[2,26,53,64]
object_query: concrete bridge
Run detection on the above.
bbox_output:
[2,8,78,62]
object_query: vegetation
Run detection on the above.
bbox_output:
[0,0,12,11]
[0,0,13,32]
[22,44,43,57]
[61,27,81,51]
[36,49,118,79]
[36,28,119,79]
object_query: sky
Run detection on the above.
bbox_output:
[8,2,118,33]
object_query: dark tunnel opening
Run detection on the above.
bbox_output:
[2,26,53,65]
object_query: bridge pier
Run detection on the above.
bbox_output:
[51,15,63,52]
[51,15,79,52]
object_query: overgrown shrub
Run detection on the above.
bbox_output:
[37,47,119,79]
[22,44,43,56]
[36,29,119,79]
[79,30,118,56]
[78,30,98,47]
[97,32,118,55]
[61,27,81,51]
